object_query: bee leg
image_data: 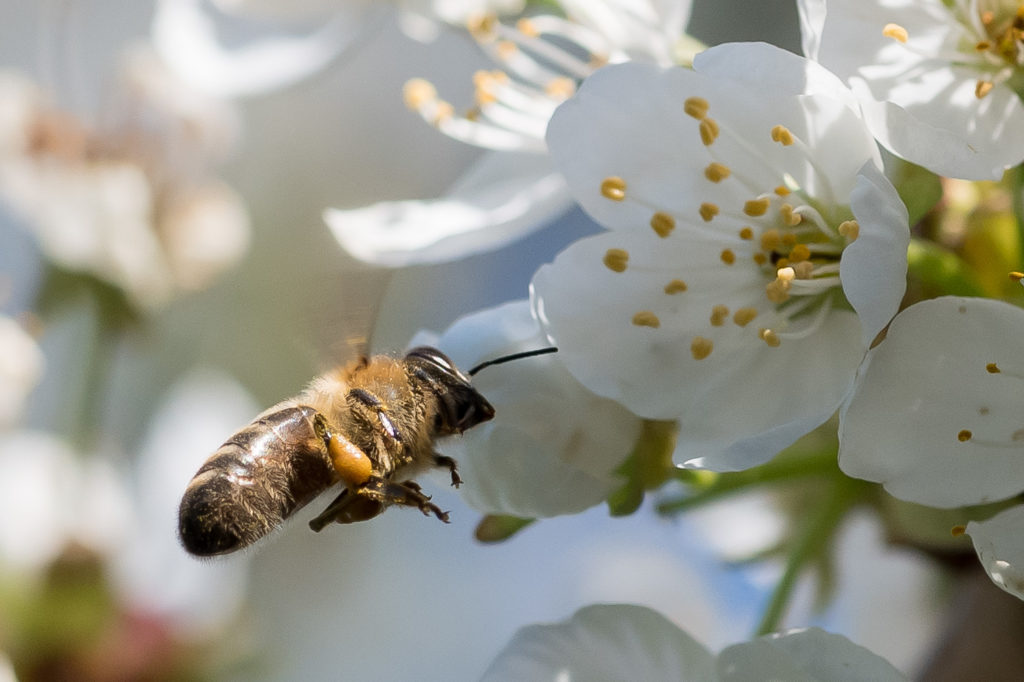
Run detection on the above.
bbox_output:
[309,489,385,531]
[432,453,462,488]
[362,477,450,523]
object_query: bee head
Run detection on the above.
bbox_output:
[404,346,496,434]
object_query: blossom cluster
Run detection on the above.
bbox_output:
[4,0,1024,678]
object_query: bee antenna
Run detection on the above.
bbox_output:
[468,347,559,376]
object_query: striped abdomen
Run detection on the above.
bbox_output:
[178,405,336,556]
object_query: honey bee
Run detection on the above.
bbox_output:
[178,345,554,557]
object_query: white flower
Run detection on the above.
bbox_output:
[412,299,642,518]
[0,431,131,574]
[482,603,906,681]
[325,0,694,266]
[532,42,909,472]
[0,48,249,308]
[799,0,1024,180]
[0,315,43,427]
[965,506,1024,600]
[838,295,1024,600]
[839,296,1024,507]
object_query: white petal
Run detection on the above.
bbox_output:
[152,0,377,98]
[430,300,641,517]
[839,297,1024,507]
[718,627,906,682]
[801,0,1024,179]
[841,161,909,346]
[325,151,573,266]
[482,604,717,682]
[0,315,44,427]
[966,506,1024,601]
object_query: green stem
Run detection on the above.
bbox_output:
[1011,163,1024,262]
[753,479,859,636]
[658,450,837,514]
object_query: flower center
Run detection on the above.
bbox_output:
[595,96,859,361]
[886,2,1024,98]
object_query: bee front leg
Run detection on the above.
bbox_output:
[432,453,462,488]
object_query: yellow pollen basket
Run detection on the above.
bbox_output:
[603,248,629,272]
[601,176,627,201]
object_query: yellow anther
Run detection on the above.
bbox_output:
[782,232,797,246]
[759,328,781,347]
[776,266,796,282]
[545,77,576,99]
[760,229,781,251]
[684,96,709,119]
[739,226,754,240]
[779,203,802,226]
[1010,271,1024,282]
[601,176,627,201]
[699,202,720,222]
[976,80,994,98]
[987,362,1001,373]
[664,279,688,294]
[432,101,455,124]
[733,307,758,326]
[515,17,539,37]
[744,197,771,217]
[467,12,497,39]
[976,40,992,51]
[603,248,629,272]
[765,278,791,303]
[753,253,768,265]
[691,336,713,360]
[496,40,518,60]
[951,525,967,537]
[710,304,730,326]
[704,162,731,183]
[632,311,661,328]
[958,429,973,442]
[838,220,859,241]
[771,124,795,146]
[774,185,791,196]
[650,212,676,238]
[793,261,815,279]
[720,249,736,265]
[699,117,720,145]
[403,78,438,109]
[775,257,790,269]
[883,23,909,43]
[788,243,811,262]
